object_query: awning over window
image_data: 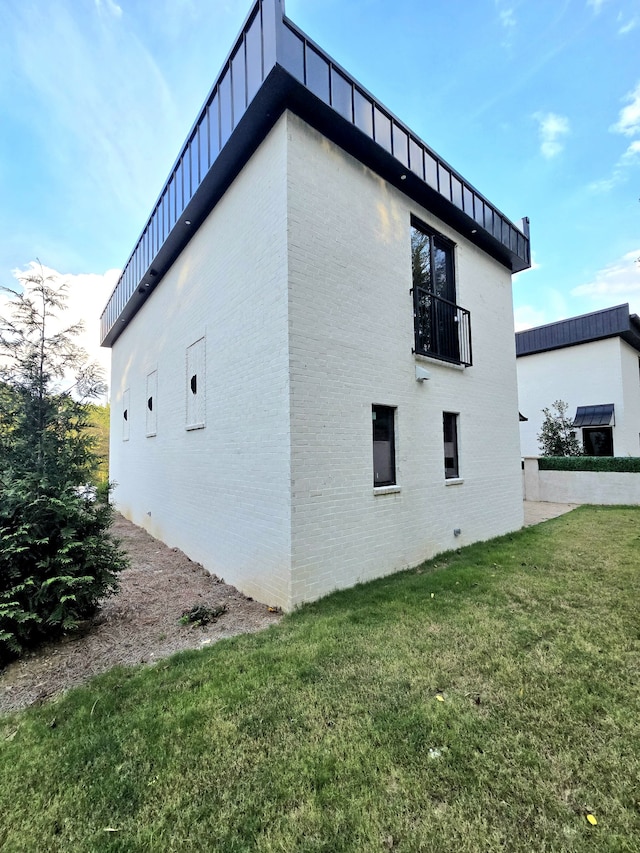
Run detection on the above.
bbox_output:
[572,404,615,428]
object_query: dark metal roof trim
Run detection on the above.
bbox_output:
[100,0,531,347]
[516,304,640,357]
[572,404,615,428]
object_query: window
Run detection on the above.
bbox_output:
[146,370,157,437]
[186,337,206,430]
[372,405,396,486]
[122,388,130,441]
[411,219,472,366]
[443,412,459,479]
[583,427,613,457]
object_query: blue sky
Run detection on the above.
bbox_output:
[1,0,639,377]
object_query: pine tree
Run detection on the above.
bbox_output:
[0,265,128,664]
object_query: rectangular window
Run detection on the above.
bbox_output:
[372,405,396,486]
[443,412,459,479]
[122,388,130,442]
[146,370,157,437]
[411,219,471,366]
[186,337,206,430]
[583,427,613,457]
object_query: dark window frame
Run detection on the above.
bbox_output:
[443,411,459,479]
[582,426,613,457]
[411,217,472,366]
[372,405,397,487]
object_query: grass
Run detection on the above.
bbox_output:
[1,505,639,852]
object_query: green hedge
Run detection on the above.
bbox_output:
[539,456,640,473]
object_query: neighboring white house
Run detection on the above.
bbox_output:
[101,0,531,610]
[517,305,640,458]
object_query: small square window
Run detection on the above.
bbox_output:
[372,405,396,486]
[443,412,459,479]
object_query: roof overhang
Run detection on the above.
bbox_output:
[100,0,531,347]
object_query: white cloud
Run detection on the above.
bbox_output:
[534,112,570,158]
[5,1,182,226]
[589,139,640,192]
[95,0,123,18]
[494,0,517,51]
[513,305,548,331]
[621,139,640,162]
[3,262,120,397]
[587,0,610,13]
[610,81,640,136]
[571,250,640,312]
[513,283,570,331]
[618,17,638,35]
[514,253,542,277]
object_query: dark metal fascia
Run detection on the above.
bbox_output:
[100,0,530,347]
[515,304,640,357]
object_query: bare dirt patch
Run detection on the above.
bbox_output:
[0,514,282,715]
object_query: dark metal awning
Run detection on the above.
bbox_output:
[572,404,614,428]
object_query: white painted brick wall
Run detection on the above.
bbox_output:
[110,111,525,611]
[517,337,640,457]
[110,116,292,608]
[286,114,523,607]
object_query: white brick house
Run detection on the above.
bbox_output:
[517,305,640,458]
[101,0,531,610]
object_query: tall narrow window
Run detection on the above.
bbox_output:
[186,337,206,430]
[443,412,459,479]
[372,405,396,486]
[411,219,471,366]
[146,370,158,437]
[122,388,130,442]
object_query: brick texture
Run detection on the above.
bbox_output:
[110,111,524,611]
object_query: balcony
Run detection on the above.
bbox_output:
[413,289,472,367]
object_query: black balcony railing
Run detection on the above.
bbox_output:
[413,289,472,367]
[100,0,529,347]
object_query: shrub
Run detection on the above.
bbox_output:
[539,456,640,473]
[0,483,127,664]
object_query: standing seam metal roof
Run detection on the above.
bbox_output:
[100,0,531,347]
[516,304,640,357]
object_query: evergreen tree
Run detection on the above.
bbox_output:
[0,265,127,665]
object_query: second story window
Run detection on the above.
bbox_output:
[411,219,472,366]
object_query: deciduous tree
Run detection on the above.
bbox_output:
[537,400,583,457]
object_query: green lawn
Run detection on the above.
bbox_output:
[1,506,639,852]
